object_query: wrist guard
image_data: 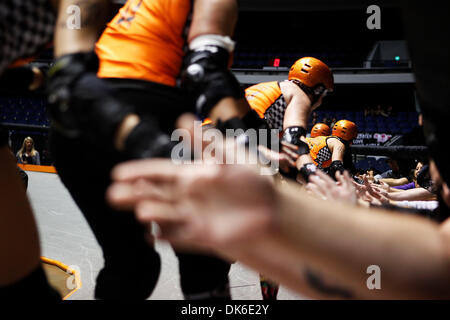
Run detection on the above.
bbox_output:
[181,45,244,117]
[328,160,345,180]
[47,52,133,149]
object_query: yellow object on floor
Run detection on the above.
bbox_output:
[41,257,82,300]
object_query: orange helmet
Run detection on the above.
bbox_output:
[288,57,334,98]
[332,120,358,141]
[311,123,331,138]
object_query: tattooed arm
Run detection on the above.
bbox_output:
[53,0,111,57]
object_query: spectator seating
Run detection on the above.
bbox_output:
[232,43,372,69]
[0,97,49,126]
[310,110,419,135]
[355,157,390,173]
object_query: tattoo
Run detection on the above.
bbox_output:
[304,267,353,299]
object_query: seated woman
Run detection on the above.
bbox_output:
[16,137,40,165]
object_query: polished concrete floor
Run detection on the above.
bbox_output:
[27,171,304,300]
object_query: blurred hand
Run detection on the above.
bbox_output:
[107,161,277,252]
[258,142,297,174]
[306,170,357,205]
[107,113,278,252]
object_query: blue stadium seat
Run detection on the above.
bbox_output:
[356,159,370,171]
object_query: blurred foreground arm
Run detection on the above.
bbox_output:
[107,159,450,299]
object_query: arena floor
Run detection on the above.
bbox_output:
[27,171,304,300]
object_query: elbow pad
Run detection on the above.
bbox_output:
[328,160,345,180]
[281,126,310,156]
[181,45,244,118]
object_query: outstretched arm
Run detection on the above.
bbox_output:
[386,187,436,201]
[108,160,450,299]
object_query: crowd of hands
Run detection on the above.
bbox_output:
[106,114,419,255]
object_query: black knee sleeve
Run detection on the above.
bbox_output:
[176,252,231,300]
[94,247,161,300]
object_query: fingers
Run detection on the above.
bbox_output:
[258,145,279,162]
[308,171,334,198]
[258,146,296,170]
[281,141,299,152]
[336,171,348,186]
[305,182,327,200]
[280,153,296,168]
[315,169,336,185]
[175,113,198,133]
[107,179,172,210]
[281,145,300,161]
[111,159,180,182]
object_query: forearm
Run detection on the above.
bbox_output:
[54,0,111,57]
[388,188,436,201]
[380,178,409,186]
[270,182,450,299]
[220,237,356,300]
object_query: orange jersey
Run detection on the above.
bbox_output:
[96,0,192,86]
[306,136,334,169]
[245,81,287,130]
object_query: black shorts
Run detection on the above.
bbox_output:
[49,77,230,299]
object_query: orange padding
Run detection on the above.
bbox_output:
[17,164,57,173]
[40,257,82,300]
